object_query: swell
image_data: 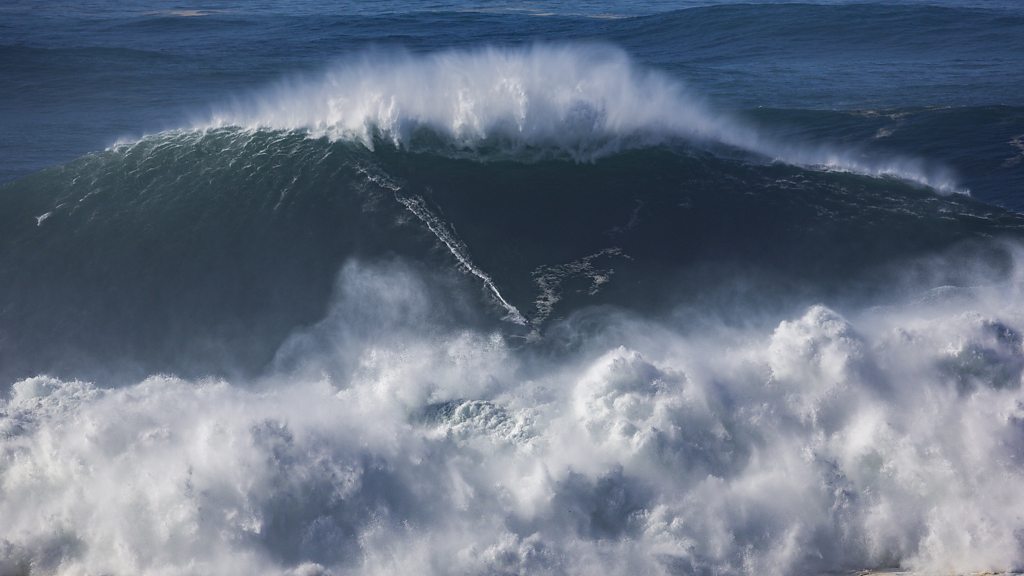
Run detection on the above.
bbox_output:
[622,2,1024,53]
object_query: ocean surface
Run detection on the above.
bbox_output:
[2,1,1024,575]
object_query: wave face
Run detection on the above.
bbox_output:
[3,3,1024,574]
[2,126,1020,384]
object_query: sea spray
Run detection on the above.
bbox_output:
[202,45,966,193]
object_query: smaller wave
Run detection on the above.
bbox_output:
[200,44,966,194]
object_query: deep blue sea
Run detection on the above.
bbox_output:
[2,2,1024,575]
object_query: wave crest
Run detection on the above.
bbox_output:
[201,44,966,193]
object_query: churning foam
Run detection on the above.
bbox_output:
[202,44,965,194]
[3,253,1024,575]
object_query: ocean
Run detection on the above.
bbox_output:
[1,1,1024,575]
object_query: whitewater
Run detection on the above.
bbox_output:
[199,45,966,193]
[3,257,1024,575]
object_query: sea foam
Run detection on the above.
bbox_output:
[2,255,1023,576]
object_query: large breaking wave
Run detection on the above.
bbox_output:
[3,41,1024,576]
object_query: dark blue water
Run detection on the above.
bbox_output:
[3,3,1024,576]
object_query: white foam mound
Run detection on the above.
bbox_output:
[3,257,1024,576]
[201,44,965,193]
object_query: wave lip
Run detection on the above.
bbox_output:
[200,44,966,194]
[203,44,705,156]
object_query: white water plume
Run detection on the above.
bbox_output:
[3,249,1024,575]
[203,44,966,193]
